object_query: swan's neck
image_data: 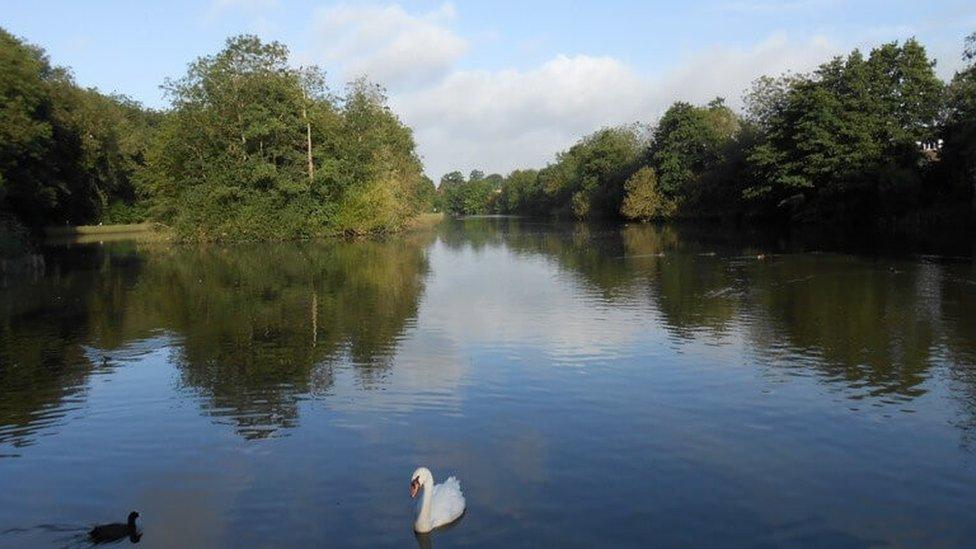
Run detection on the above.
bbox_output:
[416,472,434,531]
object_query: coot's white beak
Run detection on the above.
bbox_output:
[410,477,420,498]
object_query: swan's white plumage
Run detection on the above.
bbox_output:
[411,467,465,533]
[429,476,464,525]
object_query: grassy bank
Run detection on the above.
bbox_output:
[44,223,157,236]
[41,214,443,246]
[43,223,173,245]
[404,212,445,231]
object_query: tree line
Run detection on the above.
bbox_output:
[0,30,436,245]
[439,35,976,229]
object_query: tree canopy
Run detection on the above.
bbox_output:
[444,35,971,229]
[0,30,434,244]
[0,28,157,229]
[2,29,973,245]
[138,36,429,240]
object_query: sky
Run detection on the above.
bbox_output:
[4,1,975,179]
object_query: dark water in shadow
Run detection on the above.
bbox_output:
[1,218,975,547]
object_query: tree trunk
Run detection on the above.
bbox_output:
[303,89,314,182]
[238,96,247,161]
[310,290,317,348]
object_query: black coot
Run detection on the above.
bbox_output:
[89,511,140,544]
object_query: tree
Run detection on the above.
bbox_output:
[332,78,428,234]
[0,28,54,225]
[942,32,976,208]
[744,40,945,220]
[0,27,156,228]
[651,99,740,198]
[416,175,437,212]
[621,167,673,221]
[436,169,506,215]
[139,35,427,240]
[541,127,642,219]
[439,171,466,215]
[499,169,543,214]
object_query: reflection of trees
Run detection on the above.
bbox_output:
[442,220,736,334]
[745,257,944,399]
[620,226,737,338]
[124,236,433,439]
[442,219,976,410]
[0,245,145,448]
[939,261,976,444]
[0,310,89,449]
[0,235,433,445]
[3,218,975,447]
[443,218,641,299]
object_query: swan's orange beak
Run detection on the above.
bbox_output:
[410,478,420,498]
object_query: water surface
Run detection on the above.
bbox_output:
[1,219,975,547]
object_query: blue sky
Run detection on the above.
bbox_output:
[4,1,975,177]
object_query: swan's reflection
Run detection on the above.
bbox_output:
[414,531,433,549]
[413,510,466,548]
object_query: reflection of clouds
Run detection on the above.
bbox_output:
[324,236,667,416]
[324,328,464,415]
[141,476,232,547]
[419,241,664,360]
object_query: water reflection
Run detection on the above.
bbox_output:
[2,221,976,450]
[130,239,432,438]
[1,235,434,444]
[435,218,976,404]
[0,244,142,451]
[2,218,976,546]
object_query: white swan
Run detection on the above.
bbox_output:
[410,467,465,533]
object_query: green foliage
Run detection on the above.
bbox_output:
[744,39,946,219]
[941,32,976,206]
[0,28,156,227]
[1,30,430,240]
[416,176,438,212]
[482,36,970,228]
[651,99,739,197]
[498,169,544,214]
[549,127,642,219]
[1,28,971,233]
[438,170,501,215]
[100,200,149,224]
[493,126,644,219]
[620,167,674,221]
[138,36,428,240]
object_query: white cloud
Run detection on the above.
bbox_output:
[297,3,953,180]
[393,34,838,178]
[653,33,838,111]
[393,54,651,177]
[309,2,467,89]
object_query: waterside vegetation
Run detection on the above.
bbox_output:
[440,35,976,230]
[3,30,975,254]
[0,30,436,251]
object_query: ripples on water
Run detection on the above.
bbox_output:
[1,219,975,547]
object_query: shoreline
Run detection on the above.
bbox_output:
[39,213,446,246]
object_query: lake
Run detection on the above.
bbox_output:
[1,218,975,547]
